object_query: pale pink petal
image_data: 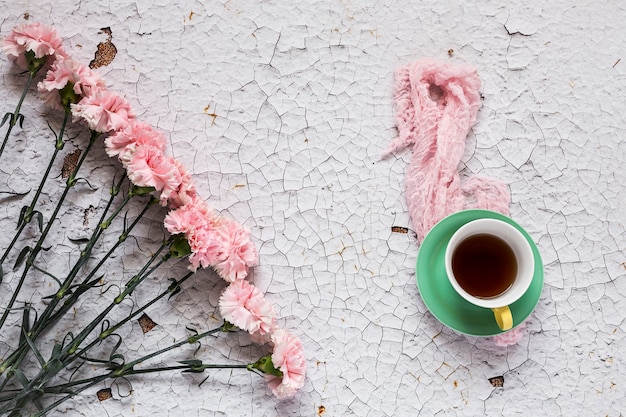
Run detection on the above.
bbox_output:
[37,60,73,110]
[1,22,67,69]
[265,328,306,399]
[167,159,197,209]
[213,219,258,282]
[71,90,134,133]
[187,227,225,270]
[163,196,256,274]
[163,197,226,271]
[125,145,181,205]
[218,280,276,336]
[164,196,217,235]
[104,121,168,160]
[72,61,104,97]
[37,58,104,110]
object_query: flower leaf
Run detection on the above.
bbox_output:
[71,177,98,190]
[129,185,156,197]
[30,264,63,287]
[179,359,205,373]
[11,368,30,388]
[71,274,105,294]
[20,305,31,335]
[43,358,64,374]
[178,359,202,366]
[21,317,47,368]
[51,342,63,359]
[59,82,80,108]
[0,112,11,127]
[251,355,283,377]
[108,353,126,367]
[17,205,28,229]
[14,246,32,270]
[167,278,181,299]
[68,237,91,244]
[169,234,191,258]
[105,333,126,367]
[0,188,30,198]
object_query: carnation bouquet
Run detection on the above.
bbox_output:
[0,22,305,416]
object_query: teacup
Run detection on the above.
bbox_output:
[444,218,535,331]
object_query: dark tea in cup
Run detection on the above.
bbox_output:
[451,233,518,299]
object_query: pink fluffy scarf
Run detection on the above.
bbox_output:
[386,59,524,346]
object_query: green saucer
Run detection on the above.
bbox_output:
[416,209,544,337]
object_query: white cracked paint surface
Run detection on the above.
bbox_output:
[0,1,625,416]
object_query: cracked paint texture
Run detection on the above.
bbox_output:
[0,0,625,416]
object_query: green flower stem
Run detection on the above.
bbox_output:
[0,243,170,413]
[116,244,171,304]
[0,68,39,160]
[0,130,99,332]
[28,363,250,417]
[55,176,129,294]
[100,185,156,230]
[0,315,232,415]
[0,108,71,265]
[0,247,180,413]
[7,320,223,415]
[114,326,225,375]
[99,271,194,340]
[33,193,154,332]
[26,180,131,336]
[60,243,170,360]
[50,362,250,394]
[0,370,107,416]
[71,270,195,362]
[28,376,105,417]
[32,177,132,326]
[70,324,226,390]
[0,177,131,385]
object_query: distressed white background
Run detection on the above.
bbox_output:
[1,0,625,416]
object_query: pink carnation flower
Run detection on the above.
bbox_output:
[71,90,134,133]
[104,120,168,161]
[163,197,256,275]
[126,144,182,205]
[164,196,216,235]
[1,22,67,69]
[213,219,258,282]
[167,159,197,209]
[265,328,306,399]
[37,58,104,110]
[164,197,225,270]
[218,280,276,336]
[187,226,226,270]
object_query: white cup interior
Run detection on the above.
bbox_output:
[444,218,534,309]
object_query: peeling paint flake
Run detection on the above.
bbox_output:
[97,388,113,401]
[61,149,81,178]
[488,376,504,388]
[138,313,158,333]
[89,27,117,69]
